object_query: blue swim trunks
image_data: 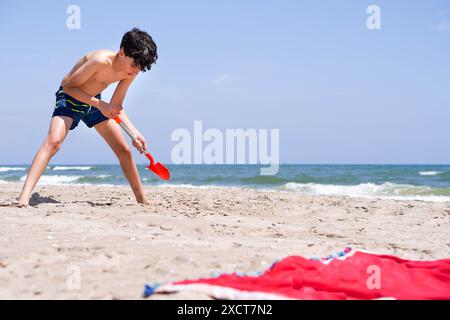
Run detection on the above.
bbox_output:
[52,86,109,130]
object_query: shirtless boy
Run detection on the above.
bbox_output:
[17,28,158,206]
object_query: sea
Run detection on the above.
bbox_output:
[1,164,450,202]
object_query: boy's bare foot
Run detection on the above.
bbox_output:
[137,197,150,205]
[11,201,28,208]
[16,195,30,207]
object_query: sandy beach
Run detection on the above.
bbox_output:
[0,182,449,299]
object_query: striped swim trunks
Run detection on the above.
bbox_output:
[52,86,108,130]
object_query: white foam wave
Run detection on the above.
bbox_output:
[20,175,82,185]
[155,183,241,190]
[419,171,442,176]
[280,182,450,202]
[52,166,93,171]
[95,175,113,179]
[0,167,27,172]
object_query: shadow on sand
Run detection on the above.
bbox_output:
[29,192,60,206]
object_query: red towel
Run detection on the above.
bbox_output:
[153,249,450,300]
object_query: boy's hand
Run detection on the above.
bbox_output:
[133,133,147,154]
[97,100,123,118]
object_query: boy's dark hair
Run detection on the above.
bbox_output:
[120,28,158,72]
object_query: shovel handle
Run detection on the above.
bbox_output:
[113,116,154,164]
[113,117,136,140]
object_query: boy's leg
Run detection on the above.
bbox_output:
[94,119,149,204]
[17,116,73,205]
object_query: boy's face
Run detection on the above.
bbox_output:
[119,48,141,77]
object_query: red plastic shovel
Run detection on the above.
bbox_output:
[113,116,170,180]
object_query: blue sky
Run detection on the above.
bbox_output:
[0,0,449,164]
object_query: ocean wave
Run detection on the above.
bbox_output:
[0,167,27,172]
[142,177,161,182]
[52,166,93,171]
[76,175,115,183]
[155,183,240,190]
[20,175,82,185]
[7,174,117,187]
[240,175,289,184]
[419,171,442,176]
[93,175,112,179]
[279,182,450,202]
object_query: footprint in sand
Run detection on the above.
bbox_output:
[5,202,27,208]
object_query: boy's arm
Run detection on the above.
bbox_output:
[63,59,117,118]
[110,77,148,153]
[110,77,138,133]
[63,59,102,106]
